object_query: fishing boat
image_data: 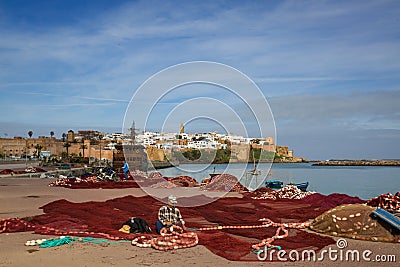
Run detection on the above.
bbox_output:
[265,180,284,189]
[247,151,261,175]
[265,180,309,191]
[290,181,309,192]
[209,173,220,178]
[209,166,221,179]
[247,167,261,176]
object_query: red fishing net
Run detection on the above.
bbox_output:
[166,176,199,187]
[48,178,140,189]
[202,174,248,192]
[0,169,27,175]
[366,192,400,213]
[249,185,315,200]
[0,193,365,261]
[0,169,15,174]
[25,166,46,173]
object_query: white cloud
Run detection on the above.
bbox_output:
[1,0,400,158]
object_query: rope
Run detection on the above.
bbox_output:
[1,217,125,241]
[251,218,311,251]
[24,236,130,248]
[0,218,35,234]
[184,218,311,253]
[39,236,76,248]
[2,217,311,253]
[131,225,198,251]
[191,224,270,231]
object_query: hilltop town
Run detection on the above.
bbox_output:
[0,125,305,166]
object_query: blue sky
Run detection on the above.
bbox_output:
[0,0,399,159]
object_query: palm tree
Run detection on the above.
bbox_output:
[80,143,87,158]
[34,144,43,158]
[50,131,54,138]
[26,131,33,160]
[63,142,71,158]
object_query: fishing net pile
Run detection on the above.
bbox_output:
[0,169,16,174]
[140,173,200,188]
[243,187,274,198]
[48,177,140,189]
[0,169,35,175]
[130,170,147,178]
[149,176,199,188]
[251,185,315,200]
[366,192,400,213]
[201,174,248,192]
[149,180,177,188]
[166,176,199,187]
[47,171,200,189]
[136,172,165,187]
[25,166,46,173]
[310,204,400,243]
[148,172,163,179]
[0,193,365,261]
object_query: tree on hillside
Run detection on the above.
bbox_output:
[63,142,71,158]
[34,144,43,158]
[28,131,33,138]
[50,131,55,138]
[80,143,87,158]
[62,133,66,142]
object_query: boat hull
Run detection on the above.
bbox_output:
[265,180,309,191]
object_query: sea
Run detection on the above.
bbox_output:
[156,162,399,200]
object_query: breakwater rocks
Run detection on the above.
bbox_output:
[312,160,400,166]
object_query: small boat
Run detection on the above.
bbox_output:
[247,151,261,175]
[247,169,261,175]
[372,208,400,231]
[265,180,309,191]
[265,180,284,189]
[291,182,309,192]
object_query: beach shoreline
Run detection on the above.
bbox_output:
[0,177,399,266]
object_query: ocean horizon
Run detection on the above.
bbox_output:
[157,162,399,200]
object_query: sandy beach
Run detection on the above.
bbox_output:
[0,177,399,267]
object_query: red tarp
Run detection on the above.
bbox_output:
[2,194,365,261]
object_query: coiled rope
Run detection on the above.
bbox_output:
[0,218,35,233]
[251,218,312,252]
[188,218,311,253]
[131,225,198,251]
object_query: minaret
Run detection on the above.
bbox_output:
[129,121,139,145]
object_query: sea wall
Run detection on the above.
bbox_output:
[312,160,400,166]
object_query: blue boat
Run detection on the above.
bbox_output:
[265,180,309,191]
[291,182,309,192]
[265,180,284,189]
[372,208,400,231]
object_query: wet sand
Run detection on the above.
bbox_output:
[0,177,398,266]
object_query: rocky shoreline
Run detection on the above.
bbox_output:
[312,160,400,166]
